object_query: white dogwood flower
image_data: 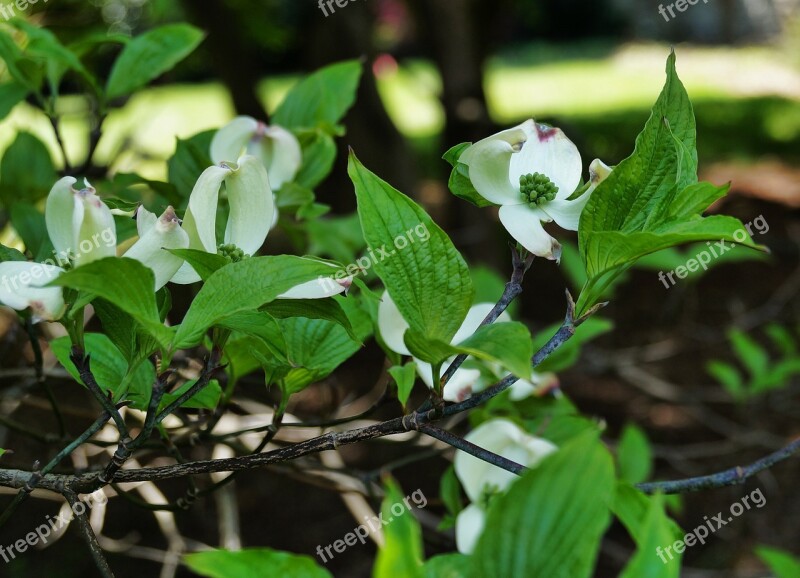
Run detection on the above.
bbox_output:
[378,292,555,401]
[0,177,121,322]
[171,156,275,285]
[459,120,612,261]
[45,177,117,267]
[124,206,190,291]
[454,418,557,553]
[0,261,66,322]
[210,116,302,191]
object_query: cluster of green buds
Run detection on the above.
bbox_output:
[218,243,249,263]
[520,172,559,207]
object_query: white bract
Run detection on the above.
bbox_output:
[171,155,275,285]
[459,119,612,261]
[0,177,119,322]
[210,116,302,191]
[378,292,555,401]
[124,206,190,291]
[454,418,557,554]
[169,155,348,299]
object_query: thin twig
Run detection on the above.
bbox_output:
[419,424,525,475]
[636,436,800,494]
[64,490,115,578]
[439,247,533,388]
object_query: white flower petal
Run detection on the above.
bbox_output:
[73,187,116,267]
[0,262,65,321]
[415,358,482,402]
[135,206,159,238]
[377,290,411,356]
[249,125,303,191]
[45,177,78,261]
[169,262,202,285]
[452,303,511,345]
[542,158,612,231]
[182,164,231,253]
[455,504,486,555]
[455,418,557,503]
[277,260,349,299]
[588,159,613,193]
[509,123,582,200]
[124,206,190,291]
[210,116,259,164]
[498,204,561,261]
[541,196,588,232]
[224,155,274,255]
[508,372,559,401]
[459,121,530,205]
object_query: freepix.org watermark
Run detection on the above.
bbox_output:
[0,0,49,21]
[317,0,365,17]
[656,487,766,564]
[658,0,712,22]
[0,226,115,294]
[315,488,427,564]
[317,223,431,293]
[0,490,107,563]
[658,214,768,289]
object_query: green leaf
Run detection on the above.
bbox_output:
[51,257,172,349]
[160,378,221,411]
[10,203,54,262]
[423,554,471,578]
[174,256,345,349]
[295,130,337,190]
[8,20,99,94]
[407,322,534,383]
[0,28,43,91]
[373,477,424,578]
[263,296,363,343]
[51,333,155,410]
[273,60,362,130]
[756,546,800,578]
[1,132,57,205]
[106,24,205,100]
[532,317,613,373]
[617,492,682,578]
[765,324,797,358]
[728,328,769,380]
[0,82,28,121]
[389,362,417,407]
[438,465,464,518]
[577,52,765,316]
[706,360,744,398]
[349,152,473,345]
[167,131,214,201]
[278,308,367,396]
[617,424,653,484]
[443,143,493,209]
[0,243,26,262]
[168,248,229,281]
[216,310,289,365]
[472,432,615,578]
[184,548,332,578]
[611,483,683,547]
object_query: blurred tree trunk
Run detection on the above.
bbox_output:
[179,0,268,119]
[303,5,416,209]
[407,0,501,262]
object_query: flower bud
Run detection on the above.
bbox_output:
[45,177,116,268]
[0,262,66,322]
[124,206,190,290]
[210,116,302,190]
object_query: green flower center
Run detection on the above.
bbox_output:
[520,172,558,207]
[218,244,249,263]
